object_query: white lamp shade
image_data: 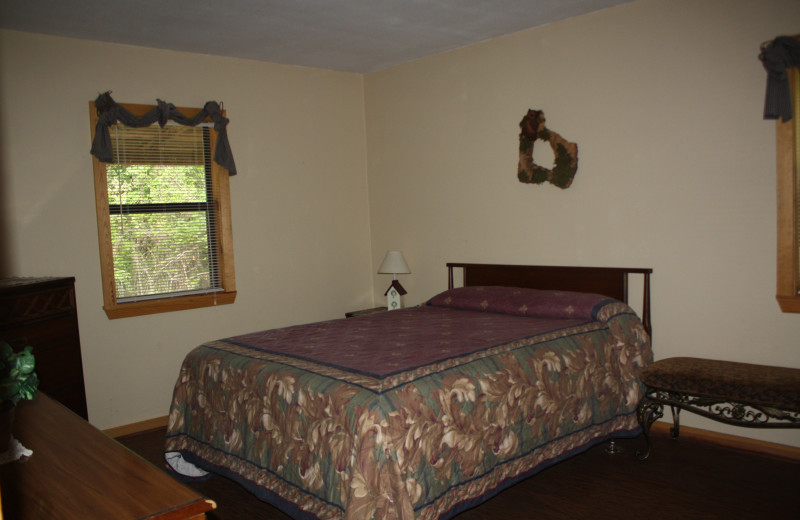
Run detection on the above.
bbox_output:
[378,251,411,275]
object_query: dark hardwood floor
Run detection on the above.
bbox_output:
[118,428,799,519]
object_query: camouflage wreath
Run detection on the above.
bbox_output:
[517,109,578,189]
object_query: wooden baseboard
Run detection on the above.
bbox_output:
[650,421,800,461]
[103,415,169,438]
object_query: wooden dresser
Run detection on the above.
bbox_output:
[0,393,215,519]
[0,277,88,420]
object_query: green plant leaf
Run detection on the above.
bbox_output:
[13,347,36,375]
[1,341,39,408]
[17,373,39,400]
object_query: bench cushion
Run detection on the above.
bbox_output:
[640,357,800,413]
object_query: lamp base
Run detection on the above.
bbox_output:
[385,281,406,310]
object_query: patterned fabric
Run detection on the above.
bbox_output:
[640,357,800,412]
[427,286,614,321]
[165,293,652,520]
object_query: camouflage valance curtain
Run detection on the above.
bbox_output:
[90,92,237,175]
[760,35,800,121]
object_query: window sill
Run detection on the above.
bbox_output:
[776,295,800,313]
[103,291,236,319]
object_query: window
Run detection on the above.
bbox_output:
[90,101,236,319]
[776,55,800,312]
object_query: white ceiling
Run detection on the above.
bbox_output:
[0,0,631,73]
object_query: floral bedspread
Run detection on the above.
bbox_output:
[165,286,652,519]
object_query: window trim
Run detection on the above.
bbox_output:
[89,101,236,319]
[776,61,800,312]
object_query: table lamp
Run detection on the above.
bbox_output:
[378,251,410,310]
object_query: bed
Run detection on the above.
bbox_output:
[165,263,653,519]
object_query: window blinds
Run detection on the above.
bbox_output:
[107,123,221,302]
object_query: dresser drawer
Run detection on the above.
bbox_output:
[0,280,76,326]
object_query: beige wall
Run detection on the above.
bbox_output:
[364,0,800,446]
[0,30,373,429]
[2,0,800,448]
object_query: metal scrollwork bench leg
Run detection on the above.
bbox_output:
[669,404,681,438]
[635,395,663,461]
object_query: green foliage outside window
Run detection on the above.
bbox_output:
[107,164,206,205]
[107,164,216,300]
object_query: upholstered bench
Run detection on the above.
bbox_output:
[635,357,800,460]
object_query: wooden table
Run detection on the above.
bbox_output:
[0,394,215,519]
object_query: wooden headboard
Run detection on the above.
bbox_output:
[447,263,652,337]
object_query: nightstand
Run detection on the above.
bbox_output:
[345,306,388,318]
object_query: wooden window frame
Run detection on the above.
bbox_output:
[89,101,236,319]
[776,59,800,312]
